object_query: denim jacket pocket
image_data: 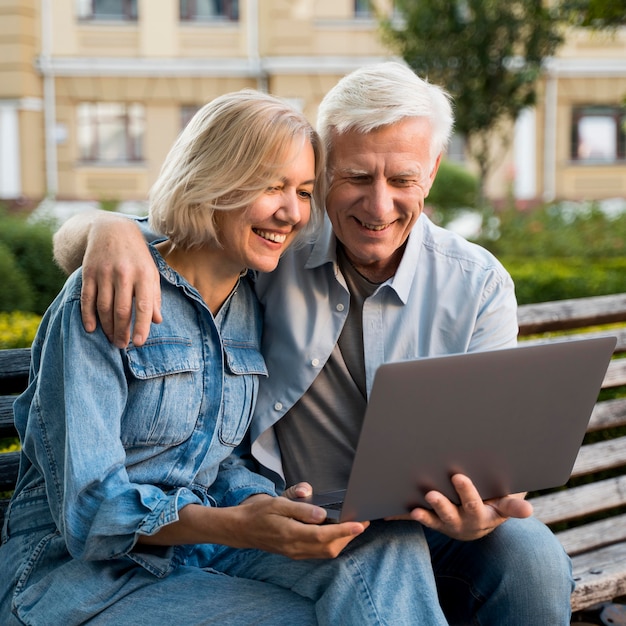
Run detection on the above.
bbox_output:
[123,337,202,446]
[219,342,267,447]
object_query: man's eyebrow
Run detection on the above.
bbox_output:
[337,168,369,176]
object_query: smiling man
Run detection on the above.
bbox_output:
[53,62,574,625]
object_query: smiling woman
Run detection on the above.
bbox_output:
[0,90,383,626]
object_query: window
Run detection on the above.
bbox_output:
[181,105,201,130]
[571,106,626,163]
[355,0,372,18]
[180,0,239,22]
[77,0,138,20]
[77,103,144,163]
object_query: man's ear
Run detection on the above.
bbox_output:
[424,153,443,198]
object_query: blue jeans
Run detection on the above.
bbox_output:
[0,518,573,625]
[210,517,573,625]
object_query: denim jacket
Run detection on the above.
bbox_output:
[1,245,275,590]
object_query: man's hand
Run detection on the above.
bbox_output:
[80,216,162,348]
[405,474,532,541]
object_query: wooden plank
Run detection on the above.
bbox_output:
[530,475,626,525]
[521,328,626,354]
[0,451,19,491]
[0,396,17,438]
[570,542,626,612]
[518,293,626,335]
[588,397,626,432]
[555,513,626,556]
[604,358,626,389]
[0,348,30,395]
[571,435,626,477]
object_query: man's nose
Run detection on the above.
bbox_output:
[367,181,394,215]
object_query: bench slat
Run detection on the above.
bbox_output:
[0,348,30,395]
[530,475,626,525]
[588,397,626,432]
[571,435,626,477]
[570,541,626,612]
[522,328,626,354]
[518,293,626,335]
[0,450,19,491]
[603,358,626,389]
[555,512,626,556]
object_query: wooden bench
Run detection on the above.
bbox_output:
[519,293,626,614]
[1,292,626,617]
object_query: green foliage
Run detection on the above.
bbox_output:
[380,0,563,198]
[557,0,626,28]
[475,203,626,258]
[0,211,66,315]
[503,257,626,305]
[468,202,626,304]
[427,160,479,223]
[0,243,35,313]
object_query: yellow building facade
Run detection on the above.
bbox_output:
[0,0,624,207]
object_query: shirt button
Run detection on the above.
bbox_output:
[311,358,320,367]
[336,303,345,311]
[274,402,283,411]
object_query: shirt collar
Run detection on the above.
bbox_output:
[303,214,427,304]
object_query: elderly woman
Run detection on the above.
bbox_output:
[0,90,402,626]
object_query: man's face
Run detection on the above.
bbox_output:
[325,117,440,282]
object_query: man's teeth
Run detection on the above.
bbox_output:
[254,229,287,243]
[361,221,389,231]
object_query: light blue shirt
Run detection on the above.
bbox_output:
[251,213,518,487]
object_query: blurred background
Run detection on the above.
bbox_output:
[0,0,626,343]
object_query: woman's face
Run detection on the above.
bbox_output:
[215,139,316,274]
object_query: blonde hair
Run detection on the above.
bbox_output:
[149,89,325,249]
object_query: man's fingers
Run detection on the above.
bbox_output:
[80,274,100,334]
[490,495,533,519]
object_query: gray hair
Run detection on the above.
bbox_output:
[317,62,454,168]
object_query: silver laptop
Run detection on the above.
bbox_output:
[301,336,616,522]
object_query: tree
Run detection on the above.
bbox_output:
[380,0,564,205]
[558,0,626,28]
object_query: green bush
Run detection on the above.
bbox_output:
[427,160,479,224]
[476,202,626,259]
[0,242,35,312]
[0,211,66,315]
[503,257,626,305]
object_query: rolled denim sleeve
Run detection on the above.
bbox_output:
[209,440,277,507]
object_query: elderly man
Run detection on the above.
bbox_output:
[54,62,574,624]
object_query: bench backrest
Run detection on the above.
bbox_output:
[518,293,626,610]
[0,348,29,527]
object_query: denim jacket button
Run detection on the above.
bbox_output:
[274,402,283,411]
